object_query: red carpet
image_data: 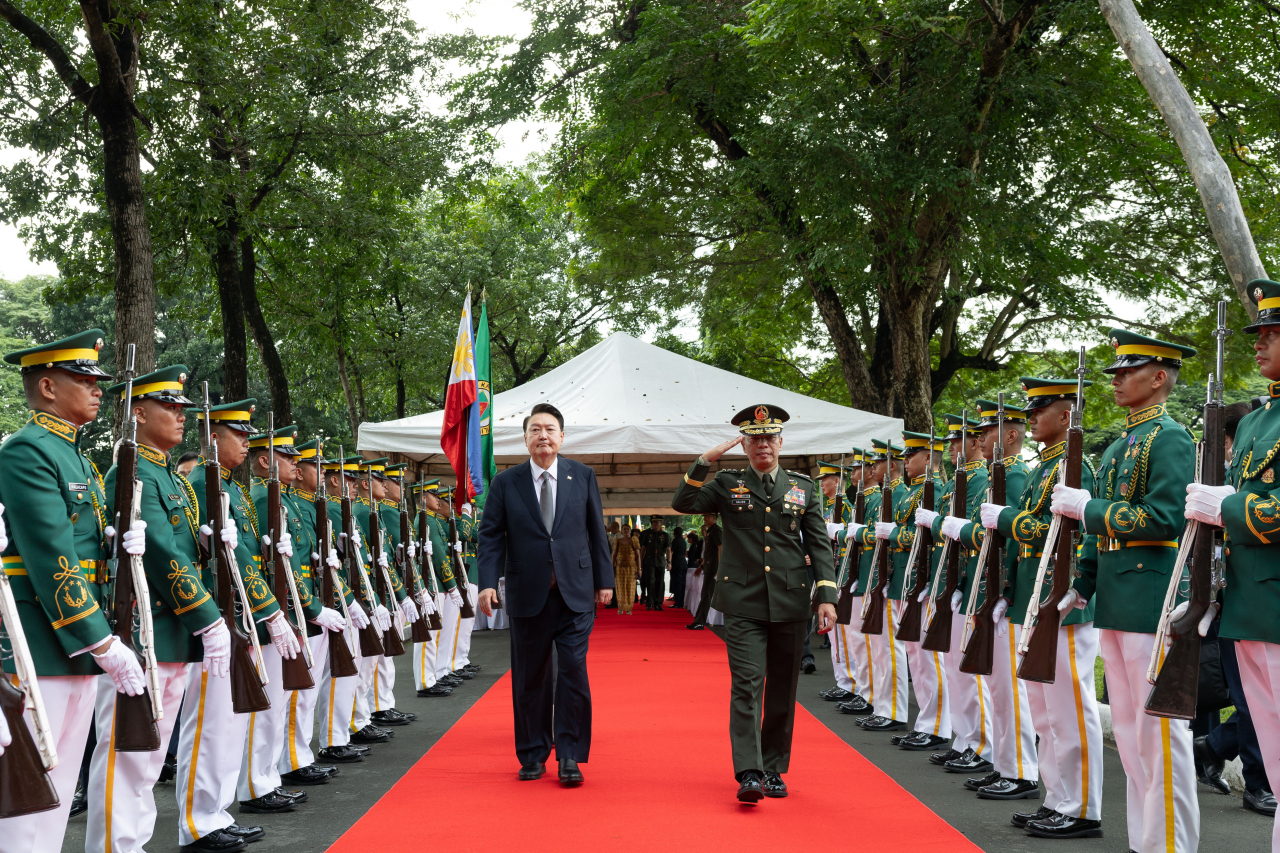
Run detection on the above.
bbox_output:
[328,607,981,852]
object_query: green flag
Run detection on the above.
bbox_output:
[475,299,497,506]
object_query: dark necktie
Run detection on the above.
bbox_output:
[541,471,556,588]
[763,473,774,495]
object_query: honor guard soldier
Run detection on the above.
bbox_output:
[988,377,1103,838]
[1052,329,1199,853]
[0,331,147,853]
[833,449,878,717]
[409,479,458,697]
[818,461,856,703]
[638,516,672,610]
[450,497,481,673]
[927,413,995,773]
[377,463,429,718]
[275,438,346,785]
[672,404,838,803]
[962,399,1038,800]
[87,365,229,853]
[181,398,300,850]
[433,487,471,686]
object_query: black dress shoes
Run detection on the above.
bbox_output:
[418,684,453,697]
[977,777,1040,800]
[1012,805,1057,828]
[855,714,886,728]
[239,790,297,813]
[451,669,475,680]
[1245,788,1278,817]
[687,623,705,630]
[762,771,788,798]
[392,707,417,720]
[370,710,410,726]
[801,655,817,674]
[945,748,993,774]
[899,732,949,752]
[963,770,1002,791]
[317,746,365,763]
[158,753,178,783]
[929,748,962,766]
[821,687,854,702]
[351,725,390,744]
[836,697,873,715]
[518,762,546,781]
[280,765,334,785]
[736,770,764,804]
[1193,735,1230,795]
[224,824,265,843]
[558,757,584,786]
[274,786,308,803]
[463,664,481,673]
[1025,813,1103,839]
[70,780,88,817]
[861,717,907,732]
[438,674,464,687]
[181,828,248,852]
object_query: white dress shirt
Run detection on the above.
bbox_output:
[531,456,559,510]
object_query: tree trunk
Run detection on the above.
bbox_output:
[1099,0,1266,315]
[213,215,248,402]
[334,337,360,438]
[239,234,291,423]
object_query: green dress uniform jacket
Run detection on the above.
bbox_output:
[330,497,379,612]
[1073,404,1194,634]
[931,459,989,605]
[0,412,114,675]
[251,479,324,638]
[457,513,479,585]
[851,485,883,595]
[994,442,1096,626]
[957,457,1030,608]
[823,493,853,580]
[671,461,836,622]
[417,510,457,593]
[892,475,941,602]
[1220,384,1280,644]
[358,497,407,605]
[104,446,222,662]
[638,528,672,569]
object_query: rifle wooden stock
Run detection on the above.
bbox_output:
[922,467,966,653]
[860,480,893,635]
[268,481,314,692]
[960,459,1005,676]
[341,496,384,658]
[835,487,866,625]
[0,676,58,817]
[896,477,935,643]
[416,510,444,631]
[316,492,358,679]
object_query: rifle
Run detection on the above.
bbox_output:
[339,448,384,658]
[415,496,445,631]
[960,395,1007,675]
[835,459,866,625]
[400,477,433,643]
[859,455,894,635]
[1018,348,1088,682]
[1146,301,1230,719]
[445,497,476,619]
[897,428,937,643]
[923,411,969,652]
[314,441,358,678]
[367,465,405,657]
[0,502,60,817]
[265,415,315,691]
[201,383,270,713]
[816,457,845,615]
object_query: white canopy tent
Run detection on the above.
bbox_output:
[358,332,902,514]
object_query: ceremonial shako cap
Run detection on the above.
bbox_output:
[976,399,1026,428]
[944,413,981,439]
[1103,328,1196,374]
[1020,376,1094,412]
[295,438,321,460]
[817,462,846,478]
[1244,279,1280,333]
[249,423,301,456]
[109,363,193,405]
[410,478,440,494]
[5,328,111,378]
[189,398,257,433]
[901,430,944,454]
[732,403,789,435]
[384,463,407,479]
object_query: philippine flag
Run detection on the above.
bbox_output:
[441,293,486,502]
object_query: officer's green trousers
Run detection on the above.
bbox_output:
[723,614,806,776]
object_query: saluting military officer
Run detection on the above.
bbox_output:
[409,479,459,697]
[87,365,231,853]
[987,377,1103,838]
[1051,329,1200,853]
[671,404,837,803]
[0,331,148,853]
[817,462,856,703]
[833,449,879,717]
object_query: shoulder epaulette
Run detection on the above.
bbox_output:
[786,470,812,482]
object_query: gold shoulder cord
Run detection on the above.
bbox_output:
[1027,461,1060,515]
[177,472,202,542]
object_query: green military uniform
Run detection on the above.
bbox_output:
[931,414,987,609]
[324,455,381,616]
[409,480,457,595]
[671,404,836,785]
[638,521,672,607]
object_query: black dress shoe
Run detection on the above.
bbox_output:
[1012,805,1057,828]
[1193,735,1230,795]
[224,824,265,842]
[158,753,178,783]
[836,697,873,715]
[945,748,994,774]
[900,733,950,752]
[977,777,1040,800]
[558,757,584,786]
[313,763,339,776]
[929,748,962,766]
[861,717,907,732]
[239,791,297,814]
[687,623,705,630]
[762,771,787,798]
[370,711,410,726]
[736,770,764,804]
[821,687,854,702]
[1245,788,1278,817]
[518,762,546,781]
[1025,813,1104,838]
[181,828,248,852]
[349,744,372,755]
[317,746,365,763]
[438,674,464,686]
[280,765,333,785]
[855,714,886,728]
[274,787,308,803]
[889,732,909,745]
[963,770,1003,791]
[351,725,390,744]
[391,707,418,720]
[801,655,817,674]
[452,669,475,680]
[418,684,453,697]
[70,780,87,817]
[463,664,481,673]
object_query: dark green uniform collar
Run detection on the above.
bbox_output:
[29,410,82,445]
[138,444,169,467]
[1039,441,1066,462]
[1125,404,1167,430]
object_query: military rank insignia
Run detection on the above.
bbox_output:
[730,483,751,510]
[1264,468,1276,484]
[784,484,805,508]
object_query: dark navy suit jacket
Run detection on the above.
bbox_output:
[477,457,614,618]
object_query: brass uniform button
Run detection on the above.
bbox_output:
[1136,563,1143,569]
[764,566,771,572]
[764,546,770,552]
[70,512,79,523]
[171,515,181,525]
[764,526,770,532]
[765,507,771,513]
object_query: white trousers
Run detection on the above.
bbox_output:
[351,651,378,732]
[436,594,465,679]
[371,648,397,713]
[280,632,329,774]
[987,622,1038,782]
[174,665,250,846]
[454,583,477,667]
[868,598,909,722]
[85,664,188,853]
[1101,629,1198,853]
[1231,640,1280,852]
[316,624,360,748]
[0,675,96,853]
[412,597,443,691]
[946,610,993,756]
[848,598,875,703]
[237,645,287,801]
[906,637,950,738]
[829,620,862,694]
[1023,622,1104,821]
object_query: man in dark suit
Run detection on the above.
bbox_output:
[477,402,614,786]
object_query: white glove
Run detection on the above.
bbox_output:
[121,520,147,556]
[373,604,392,632]
[0,502,8,554]
[940,516,968,540]
[417,591,437,616]
[266,613,301,660]
[917,588,930,603]
[326,549,341,569]
[199,523,213,551]
[200,620,230,678]
[1057,588,1088,612]
[826,522,845,540]
[874,522,896,540]
[453,540,463,554]
[1051,484,1090,520]
[312,607,346,633]
[449,587,464,606]
[311,552,320,565]
[220,518,239,549]
[849,522,866,538]
[1186,483,1235,526]
[350,528,362,550]
[349,601,371,629]
[277,531,293,558]
[400,598,420,624]
[461,503,473,517]
[424,537,433,556]
[950,590,963,613]
[992,598,1009,637]
[0,702,10,756]
[980,503,1007,530]
[1168,600,1220,637]
[377,552,389,569]
[94,640,146,696]
[916,508,938,528]
[407,541,417,561]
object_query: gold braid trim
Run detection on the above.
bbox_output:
[1242,438,1280,481]
[176,473,201,542]
[1027,461,1060,515]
